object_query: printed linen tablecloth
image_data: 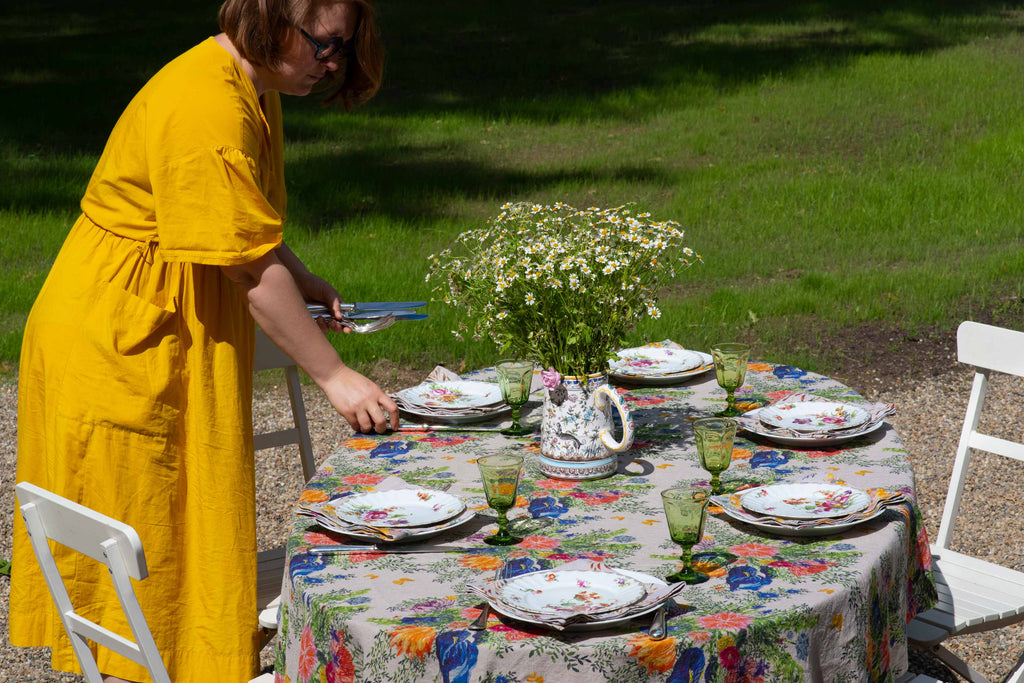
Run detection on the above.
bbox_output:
[273,362,936,683]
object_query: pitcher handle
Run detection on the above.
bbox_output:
[594,385,635,452]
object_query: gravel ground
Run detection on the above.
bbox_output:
[2,363,1022,682]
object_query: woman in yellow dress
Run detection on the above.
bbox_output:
[10,0,397,680]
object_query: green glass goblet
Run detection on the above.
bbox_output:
[661,488,710,584]
[712,343,750,417]
[477,454,524,546]
[694,417,737,495]
[496,359,534,436]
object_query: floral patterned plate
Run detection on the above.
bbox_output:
[317,507,479,543]
[609,347,706,377]
[496,570,647,616]
[740,483,871,520]
[758,400,871,432]
[609,349,714,386]
[394,381,504,409]
[333,489,467,527]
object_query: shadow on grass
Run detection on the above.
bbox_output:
[0,0,1018,216]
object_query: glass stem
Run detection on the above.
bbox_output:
[680,547,693,572]
[510,407,521,430]
[496,509,510,538]
[710,474,721,494]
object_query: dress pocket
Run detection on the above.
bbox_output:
[56,282,183,437]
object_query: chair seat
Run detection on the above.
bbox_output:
[910,547,1024,645]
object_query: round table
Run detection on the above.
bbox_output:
[273,361,936,683]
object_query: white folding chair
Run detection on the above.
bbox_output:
[16,481,172,683]
[17,482,275,683]
[253,328,317,636]
[907,321,1024,683]
[254,328,316,482]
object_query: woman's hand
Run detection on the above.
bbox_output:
[321,365,399,433]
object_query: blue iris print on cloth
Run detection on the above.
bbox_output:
[370,441,411,459]
[436,630,479,683]
[750,450,791,471]
[528,496,570,518]
[503,556,550,578]
[669,647,713,683]
[727,565,773,591]
[289,554,329,584]
[772,365,807,380]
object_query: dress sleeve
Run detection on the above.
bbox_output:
[152,143,283,265]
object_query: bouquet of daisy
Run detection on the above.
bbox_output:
[426,201,699,380]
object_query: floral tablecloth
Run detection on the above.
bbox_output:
[273,362,936,683]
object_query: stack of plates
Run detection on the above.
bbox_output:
[712,483,906,537]
[468,560,687,631]
[735,394,894,447]
[609,346,714,386]
[298,488,476,543]
[391,380,511,424]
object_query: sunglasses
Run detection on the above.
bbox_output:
[297,27,350,62]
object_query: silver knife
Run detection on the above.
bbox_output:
[306,544,479,555]
[393,423,507,432]
[339,301,426,311]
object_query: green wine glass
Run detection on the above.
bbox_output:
[495,359,534,436]
[661,488,710,584]
[712,343,750,417]
[477,454,524,546]
[694,417,737,494]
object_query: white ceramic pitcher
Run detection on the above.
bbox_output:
[538,372,635,480]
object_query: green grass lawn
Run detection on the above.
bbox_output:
[2,0,1023,379]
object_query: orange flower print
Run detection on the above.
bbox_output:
[728,542,777,558]
[765,390,793,401]
[297,624,317,681]
[688,630,712,645]
[341,474,385,486]
[748,362,773,373]
[459,554,505,571]
[303,531,341,546]
[524,441,542,453]
[805,449,841,459]
[342,437,378,450]
[733,401,761,414]
[328,629,355,683]
[299,489,329,504]
[731,448,753,460]
[491,624,542,641]
[627,634,678,673]
[693,559,727,578]
[832,613,844,629]
[518,536,560,550]
[537,478,577,490]
[696,612,753,630]
[916,527,933,570]
[389,625,436,660]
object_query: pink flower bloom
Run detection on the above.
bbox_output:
[541,367,562,389]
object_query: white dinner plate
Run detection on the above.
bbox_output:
[396,403,512,425]
[495,570,646,616]
[740,483,871,520]
[609,347,706,377]
[758,401,871,432]
[395,381,504,410]
[715,499,887,537]
[318,507,478,543]
[609,349,714,386]
[490,569,669,632]
[333,489,466,528]
[737,408,886,447]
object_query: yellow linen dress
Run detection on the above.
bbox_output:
[11,37,285,681]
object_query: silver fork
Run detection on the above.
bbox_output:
[342,314,396,334]
[469,562,504,631]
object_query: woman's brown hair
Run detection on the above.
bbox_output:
[218,0,383,108]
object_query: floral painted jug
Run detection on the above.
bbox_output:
[538,370,635,480]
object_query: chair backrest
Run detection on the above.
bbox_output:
[933,321,1024,550]
[15,482,171,683]
[254,328,316,482]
